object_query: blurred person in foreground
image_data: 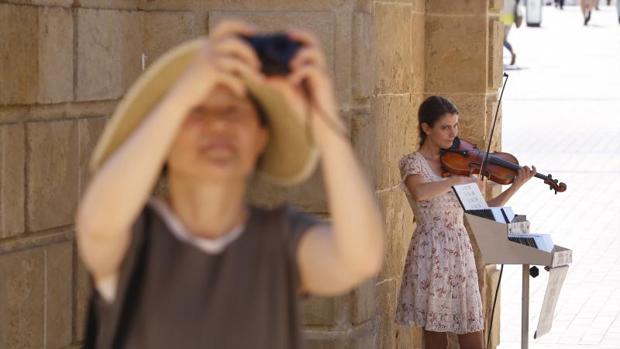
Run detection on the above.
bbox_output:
[76,20,384,349]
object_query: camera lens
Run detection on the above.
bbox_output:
[241,33,302,76]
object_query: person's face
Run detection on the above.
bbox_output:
[167,85,269,182]
[422,112,458,149]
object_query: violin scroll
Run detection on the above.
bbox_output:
[544,174,567,194]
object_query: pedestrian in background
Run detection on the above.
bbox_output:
[500,0,522,66]
[581,0,597,25]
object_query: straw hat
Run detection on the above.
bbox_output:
[89,38,319,186]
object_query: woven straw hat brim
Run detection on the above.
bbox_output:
[89,38,318,186]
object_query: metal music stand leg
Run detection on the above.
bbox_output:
[522,264,530,349]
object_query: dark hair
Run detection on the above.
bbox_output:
[160,94,269,178]
[418,96,459,146]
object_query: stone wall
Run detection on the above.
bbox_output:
[0,1,503,348]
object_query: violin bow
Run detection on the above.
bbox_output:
[479,72,509,180]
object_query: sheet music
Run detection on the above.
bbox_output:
[452,183,488,210]
[502,207,516,223]
[534,265,569,338]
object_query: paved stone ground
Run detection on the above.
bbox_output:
[496,3,620,349]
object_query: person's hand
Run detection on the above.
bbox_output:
[166,20,265,112]
[511,165,536,191]
[261,30,346,144]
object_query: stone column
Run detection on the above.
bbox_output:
[423,1,504,348]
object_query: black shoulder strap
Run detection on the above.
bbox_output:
[81,287,99,349]
[111,206,152,348]
[81,206,152,349]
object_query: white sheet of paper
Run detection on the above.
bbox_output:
[452,183,488,210]
[534,265,569,339]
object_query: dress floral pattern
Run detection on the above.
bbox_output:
[395,152,484,334]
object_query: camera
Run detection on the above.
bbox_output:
[241,33,303,76]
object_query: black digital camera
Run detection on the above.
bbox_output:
[241,33,303,76]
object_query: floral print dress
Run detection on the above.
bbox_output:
[395,152,484,334]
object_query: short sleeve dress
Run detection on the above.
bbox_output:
[395,152,484,334]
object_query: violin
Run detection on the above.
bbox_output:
[440,137,567,194]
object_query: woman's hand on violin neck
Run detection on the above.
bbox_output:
[512,165,536,190]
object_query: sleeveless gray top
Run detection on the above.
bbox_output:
[89,202,322,349]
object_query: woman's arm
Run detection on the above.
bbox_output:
[404,174,471,202]
[262,32,384,295]
[295,125,385,295]
[76,22,261,282]
[261,31,378,295]
[76,90,199,281]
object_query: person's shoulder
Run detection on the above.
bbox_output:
[400,151,420,161]
[130,199,157,230]
[249,203,324,241]
[251,203,314,222]
[399,151,420,167]
[248,203,285,217]
[247,203,290,230]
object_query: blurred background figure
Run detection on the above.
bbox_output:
[554,0,565,10]
[581,0,597,25]
[501,0,522,66]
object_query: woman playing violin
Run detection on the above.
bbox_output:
[395,96,535,349]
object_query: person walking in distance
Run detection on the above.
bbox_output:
[500,0,521,66]
[581,0,597,25]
